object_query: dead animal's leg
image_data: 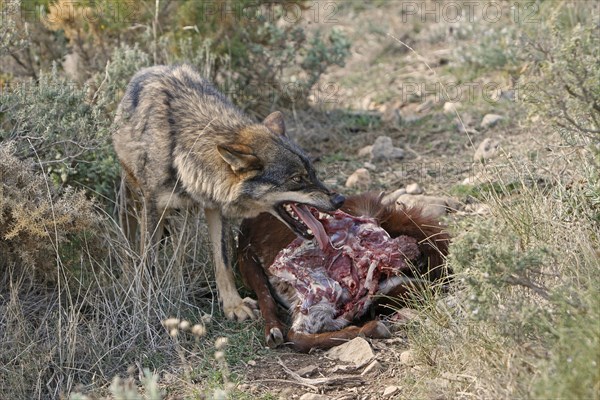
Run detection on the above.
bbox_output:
[238,247,285,348]
[287,321,391,353]
[205,208,257,321]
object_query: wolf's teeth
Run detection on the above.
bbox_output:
[307,229,313,235]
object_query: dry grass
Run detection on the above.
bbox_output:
[0,155,240,397]
[397,143,600,399]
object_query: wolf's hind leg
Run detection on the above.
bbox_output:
[140,198,165,272]
[205,208,257,321]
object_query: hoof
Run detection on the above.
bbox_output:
[363,320,392,339]
[266,327,284,348]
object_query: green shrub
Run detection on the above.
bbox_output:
[523,22,600,146]
[0,65,119,204]
[164,1,350,113]
[5,0,350,113]
[454,24,525,73]
[402,161,599,398]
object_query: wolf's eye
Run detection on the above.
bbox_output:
[291,175,305,184]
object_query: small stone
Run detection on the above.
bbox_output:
[325,337,375,367]
[462,175,477,185]
[501,89,515,101]
[383,385,400,397]
[444,196,463,212]
[480,114,504,129]
[382,188,407,205]
[443,101,461,114]
[299,393,330,400]
[474,138,500,162]
[465,203,491,215]
[358,145,373,158]
[436,295,461,315]
[399,350,416,366]
[475,204,491,215]
[328,364,355,374]
[361,360,383,376]
[247,360,256,366]
[370,136,392,161]
[363,162,377,171]
[390,147,405,159]
[345,168,371,189]
[457,120,479,135]
[370,136,405,162]
[296,364,318,377]
[396,194,449,218]
[406,183,423,195]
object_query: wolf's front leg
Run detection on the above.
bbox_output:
[205,208,258,321]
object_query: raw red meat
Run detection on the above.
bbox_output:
[269,207,420,332]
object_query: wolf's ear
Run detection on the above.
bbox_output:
[263,111,285,136]
[217,144,263,173]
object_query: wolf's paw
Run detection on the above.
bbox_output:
[242,297,259,315]
[266,327,284,348]
[222,296,258,321]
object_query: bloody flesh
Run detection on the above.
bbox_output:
[269,207,421,322]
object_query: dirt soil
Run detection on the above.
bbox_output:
[241,336,412,399]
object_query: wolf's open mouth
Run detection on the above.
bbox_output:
[276,203,331,249]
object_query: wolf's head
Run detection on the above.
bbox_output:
[218,111,344,239]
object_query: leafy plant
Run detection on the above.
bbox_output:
[0,65,119,203]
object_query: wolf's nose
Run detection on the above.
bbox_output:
[330,193,345,209]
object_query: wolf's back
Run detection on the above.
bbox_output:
[112,64,254,200]
[114,64,251,141]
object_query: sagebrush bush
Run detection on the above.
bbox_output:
[164,0,350,113]
[453,23,526,73]
[0,142,101,283]
[401,152,599,399]
[0,66,119,202]
[6,0,350,114]
[91,43,152,113]
[523,21,600,146]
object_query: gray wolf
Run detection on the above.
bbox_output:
[237,192,450,352]
[112,64,344,320]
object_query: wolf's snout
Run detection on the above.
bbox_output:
[329,193,345,209]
